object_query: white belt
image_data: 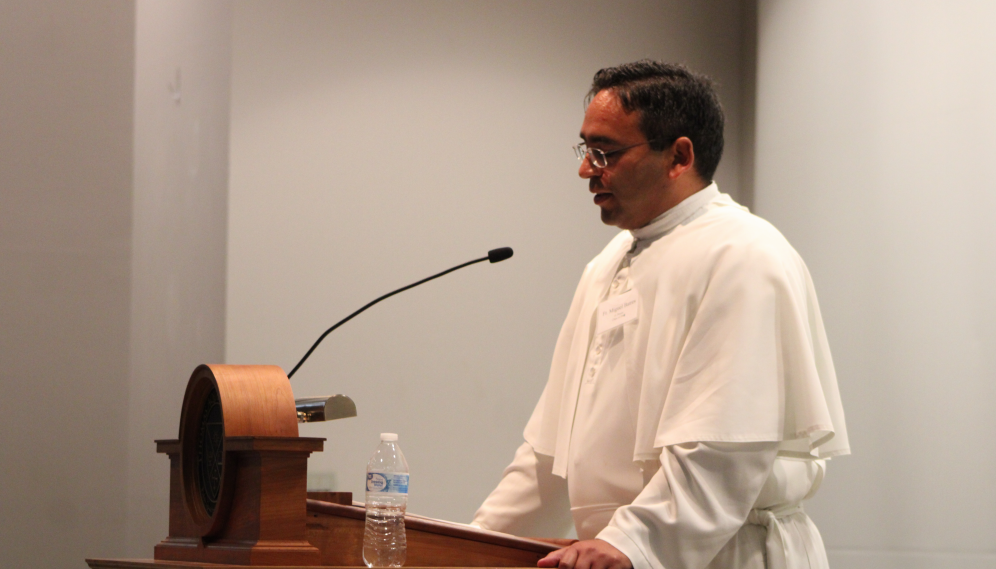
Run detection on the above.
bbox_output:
[746,503,822,569]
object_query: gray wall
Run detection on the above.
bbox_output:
[0,2,135,566]
[126,0,232,557]
[226,0,756,526]
[0,1,231,567]
[754,1,996,567]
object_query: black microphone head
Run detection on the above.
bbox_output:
[488,247,514,263]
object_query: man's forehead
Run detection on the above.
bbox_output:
[579,89,641,143]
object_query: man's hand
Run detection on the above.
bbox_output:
[537,539,632,569]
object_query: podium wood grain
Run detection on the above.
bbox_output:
[304,500,559,567]
[89,495,563,569]
[89,561,538,569]
[156,365,322,565]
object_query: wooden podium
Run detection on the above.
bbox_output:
[87,364,561,569]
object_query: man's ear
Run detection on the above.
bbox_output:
[668,137,695,180]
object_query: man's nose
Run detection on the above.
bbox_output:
[578,155,598,179]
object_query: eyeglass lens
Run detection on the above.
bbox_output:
[574,145,608,168]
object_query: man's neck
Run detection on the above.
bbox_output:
[639,176,709,229]
[630,182,719,243]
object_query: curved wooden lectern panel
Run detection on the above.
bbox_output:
[198,364,299,438]
[157,364,324,566]
[178,365,300,537]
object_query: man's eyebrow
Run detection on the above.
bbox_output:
[580,134,618,146]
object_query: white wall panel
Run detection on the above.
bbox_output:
[756,0,996,563]
[127,0,232,556]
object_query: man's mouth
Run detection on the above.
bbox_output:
[590,180,612,205]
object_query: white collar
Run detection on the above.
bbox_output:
[629,182,720,243]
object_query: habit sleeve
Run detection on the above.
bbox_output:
[471,441,574,538]
[598,442,778,569]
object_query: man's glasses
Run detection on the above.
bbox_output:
[573,140,659,169]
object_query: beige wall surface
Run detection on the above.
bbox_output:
[126,0,232,557]
[0,1,231,566]
[0,1,135,566]
[755,1,996,566]
[226,0,755,526]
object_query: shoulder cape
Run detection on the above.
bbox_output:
[524,195,850,477]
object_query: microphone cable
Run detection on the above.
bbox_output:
[286,247,513,379]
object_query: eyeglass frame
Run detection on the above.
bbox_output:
[573,139,663,169]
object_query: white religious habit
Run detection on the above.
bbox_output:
[472,184,849,569]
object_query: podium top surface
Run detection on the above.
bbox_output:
[87,560,539,569]
[305,499,561,555]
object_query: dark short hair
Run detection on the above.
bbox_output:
[587,60,725,182]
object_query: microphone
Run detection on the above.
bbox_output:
[488,247,513,263]
[286,247,514,379]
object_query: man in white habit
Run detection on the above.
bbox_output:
[471,61,850,569]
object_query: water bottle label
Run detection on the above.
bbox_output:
[366,472,409,494]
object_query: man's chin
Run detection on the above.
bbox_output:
[599,207,623,228]
[596,197,634,228]
[602,209,648,230]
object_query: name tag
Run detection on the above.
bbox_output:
[595,289,639,336]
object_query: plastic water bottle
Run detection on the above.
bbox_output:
[362,433,409,568]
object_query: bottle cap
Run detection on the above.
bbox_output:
[380,433,398,441]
